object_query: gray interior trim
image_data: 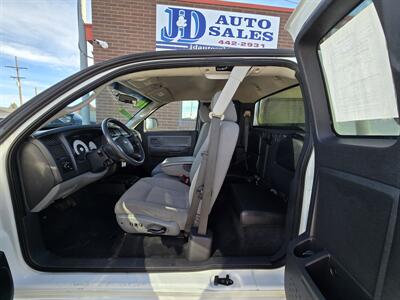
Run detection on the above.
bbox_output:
[147,135,192,153]
[160,156,194,177]
[30,138,62,184]
[31,169,109,212]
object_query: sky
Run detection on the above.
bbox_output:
[223,0,299,9]
[0,0,299,108]
[0,0,90,108]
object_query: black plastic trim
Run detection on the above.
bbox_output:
[285,0,400,299]
[0,252,13,300]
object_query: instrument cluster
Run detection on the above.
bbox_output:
[72,139,97,156]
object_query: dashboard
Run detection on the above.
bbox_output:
[18,125,120,212]
[39,126,105,179]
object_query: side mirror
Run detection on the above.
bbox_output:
[145,117,159,131]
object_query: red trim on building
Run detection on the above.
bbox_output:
[178,0,295,13]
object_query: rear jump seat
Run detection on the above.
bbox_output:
[229,132,304,227]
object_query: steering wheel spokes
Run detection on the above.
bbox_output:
[101,118,145,166]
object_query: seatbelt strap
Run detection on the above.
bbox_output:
[197,116,222,235]
[184,66,251,235]
[212,67,251,116]
[183,151,208,233]
[183,116,222,234]
[197,66,251,236]
[242,110,251,172]
[243,110,251,153]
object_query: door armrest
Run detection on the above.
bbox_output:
[160,156,194,177]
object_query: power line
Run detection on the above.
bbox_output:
[5,56,28,106]
[282,0,299,4]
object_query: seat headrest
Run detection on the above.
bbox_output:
[211,91,222,109]
[224,102,238,122]
[198,103,210,123]
[210,91,237,122]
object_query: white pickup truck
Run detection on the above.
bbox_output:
[0,0,399,299]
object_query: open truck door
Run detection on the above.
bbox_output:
[285,0,400,299]
[0,252,13,300]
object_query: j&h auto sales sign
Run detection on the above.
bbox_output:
[156,5,280,50]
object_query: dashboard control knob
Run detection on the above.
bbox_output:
[61,160,73,171]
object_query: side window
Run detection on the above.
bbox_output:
[181,101,198,120]
[318,0,399,136]
[145,100,199,131]
[254,85,305,127]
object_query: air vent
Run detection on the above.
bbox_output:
[42,137,68,159]
[42,136,60,146]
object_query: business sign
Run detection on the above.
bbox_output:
[156,5,280,51]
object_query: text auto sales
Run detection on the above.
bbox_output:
[192,15,276,49]
[157,5,280,50]
[210,15,275,42]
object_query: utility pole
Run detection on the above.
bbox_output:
[78,0,90,124]
[5,56,27,106]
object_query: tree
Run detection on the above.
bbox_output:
[9,102,18,110]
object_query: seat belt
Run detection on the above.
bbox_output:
[243,110,251,154]
[242,110,251,171]
[184,151,208,233]
[184,66,251,235]
[197,115,222,235]
[184,117,223,234]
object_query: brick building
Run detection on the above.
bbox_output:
[91,0,294,128]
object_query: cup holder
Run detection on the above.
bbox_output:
[293,239,323,258]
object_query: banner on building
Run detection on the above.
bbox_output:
[156,4,280,51]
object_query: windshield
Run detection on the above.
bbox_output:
[42,84,152,129]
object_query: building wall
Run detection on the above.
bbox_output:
[149,101,198,131]
[92,0,294,123]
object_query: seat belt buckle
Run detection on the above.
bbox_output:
[180,175,190,185]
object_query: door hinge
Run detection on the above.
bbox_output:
[214,274,234,286]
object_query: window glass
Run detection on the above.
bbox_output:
[318,0,399,136]
[254,85,305,126]
[145,100,199,131]
[40,83,151,130]
[181,101,199,120]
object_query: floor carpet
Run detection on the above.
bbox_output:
[40,176,285,259]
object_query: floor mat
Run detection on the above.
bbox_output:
[40,177,285,259]
[209,185,286,256]
[40,177,187,259]
[40,189,123,258]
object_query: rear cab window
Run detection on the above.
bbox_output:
[318,0,399,136]
[254,85,305,128]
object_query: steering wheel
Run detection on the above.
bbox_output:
[101,118,145,166]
